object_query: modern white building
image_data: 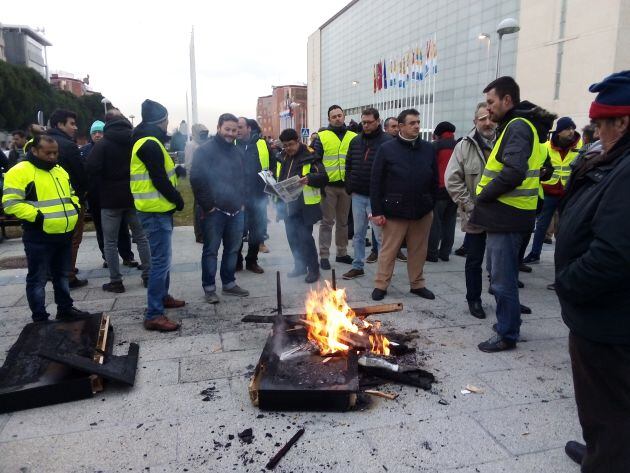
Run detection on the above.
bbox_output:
[308,0,630,136]
[0,24,51,79]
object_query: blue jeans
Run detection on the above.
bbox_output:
[284,213,319,273]
[201,210,244,291]
[24,239,73,321]
[528,195,561,259]
[137,212,173,320]
[486,232,523,342]
[238,198,267,266]
[351,194,382,270]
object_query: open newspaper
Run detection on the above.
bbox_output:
[258,170,304,203]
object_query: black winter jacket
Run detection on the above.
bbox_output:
[190,135,245,214]
[276,144,328,225]
[345,127,391,196]
[470,101,556,233]
[370,135,438,220]
[47,127,88,200]
[131,123,183,212]
[236,133,275,203]
[555,135,630,345]
[86,118,135,209]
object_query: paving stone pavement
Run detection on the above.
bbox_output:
[0,220,581,472]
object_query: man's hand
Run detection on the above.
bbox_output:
[370,214,387,226]
[298,176,309,185]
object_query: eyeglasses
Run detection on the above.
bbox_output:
[361,119,376,126]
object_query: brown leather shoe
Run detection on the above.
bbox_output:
[246,262,264,274]
[163,295,186,309]
[143,315,181,332]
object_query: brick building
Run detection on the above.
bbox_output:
[256,84,307,140]
[50,72,90,97]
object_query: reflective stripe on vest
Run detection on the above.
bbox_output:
[542,139,582,187]
[130,137,178,212]
[302,164,321,205]
[257,139,270,170]
[2,161,79,234]
[318,129,357,182]
[476,117,545,211]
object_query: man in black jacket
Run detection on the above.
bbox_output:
[47,109,89,289]
[235,117,274,274]
[342,108,391,280]
[190,113,249,303]
[277,128,328,283]
[556,71,630,472]
[370,109,437,301]
[471,77,555,353]
[87,112,151,294]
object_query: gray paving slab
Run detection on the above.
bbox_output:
[0,221,581,472]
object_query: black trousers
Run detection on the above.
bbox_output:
[569,332,630,473]
[428,197,458,259]
[284,214,319,273]
[464,232,486,302]
[237,199,266,266]
[90,198,134,262]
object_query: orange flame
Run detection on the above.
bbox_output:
[304,281,390,356]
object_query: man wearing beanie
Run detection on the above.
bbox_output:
[427,121,458,262]
[555,70,630,472]
[523,116,582,265]
[131,99,185,332]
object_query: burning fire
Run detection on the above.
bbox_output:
[304,281,390,356]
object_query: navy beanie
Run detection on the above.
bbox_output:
[589,70,630,119]
[434,121,456,137]
[141,99,168,125]
[554,117,576,134]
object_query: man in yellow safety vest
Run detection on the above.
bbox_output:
[471,76,556,353]
[523,117,582,265]
[2,135,89,322]
[131,99,186,332]
[311,105,357,270]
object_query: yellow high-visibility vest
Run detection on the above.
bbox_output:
[476,117,545,210]
[256,139,270,170]
[2,161,79,234]
[130,136,178,213]
[318,129,357,182]
[542,139,583,187]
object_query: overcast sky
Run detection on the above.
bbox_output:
[4,0,346,131]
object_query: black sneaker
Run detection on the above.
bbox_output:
[123,259,139,268]
[543,237,553,245]
[288,268,307,278]
[69,278,88,289]
[454,246,467,257]
[468,300,486,319]
[517,280,524,288]
[320,258,331,270]
[520,304,532,314]
[396,250,407,262]
[342,268,364,280]
[478,334,516,353]
[222,285,249,297]
[56,306,90,320]
[366,251,378,264]
[522,254,540,264]
[519,263,533,273]
[564,441,586,465]
[103,281,125,293]
[426,255,439,263]
[335,255,353,264]
[305,271,320,284]
[410,287,435,300]
[439,255,450,262]
[371,288,387,301]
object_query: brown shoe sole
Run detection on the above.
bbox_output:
[143,320,180,332]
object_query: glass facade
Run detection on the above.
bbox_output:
[319,0,520,136]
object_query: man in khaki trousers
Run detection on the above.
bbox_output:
[311,105,357,270]
[369,109,438,301]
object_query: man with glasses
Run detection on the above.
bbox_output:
[342,108,391,279]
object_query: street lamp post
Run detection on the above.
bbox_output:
[290,102,300,131]
[495,18,520,78]
[478,33,491,82]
